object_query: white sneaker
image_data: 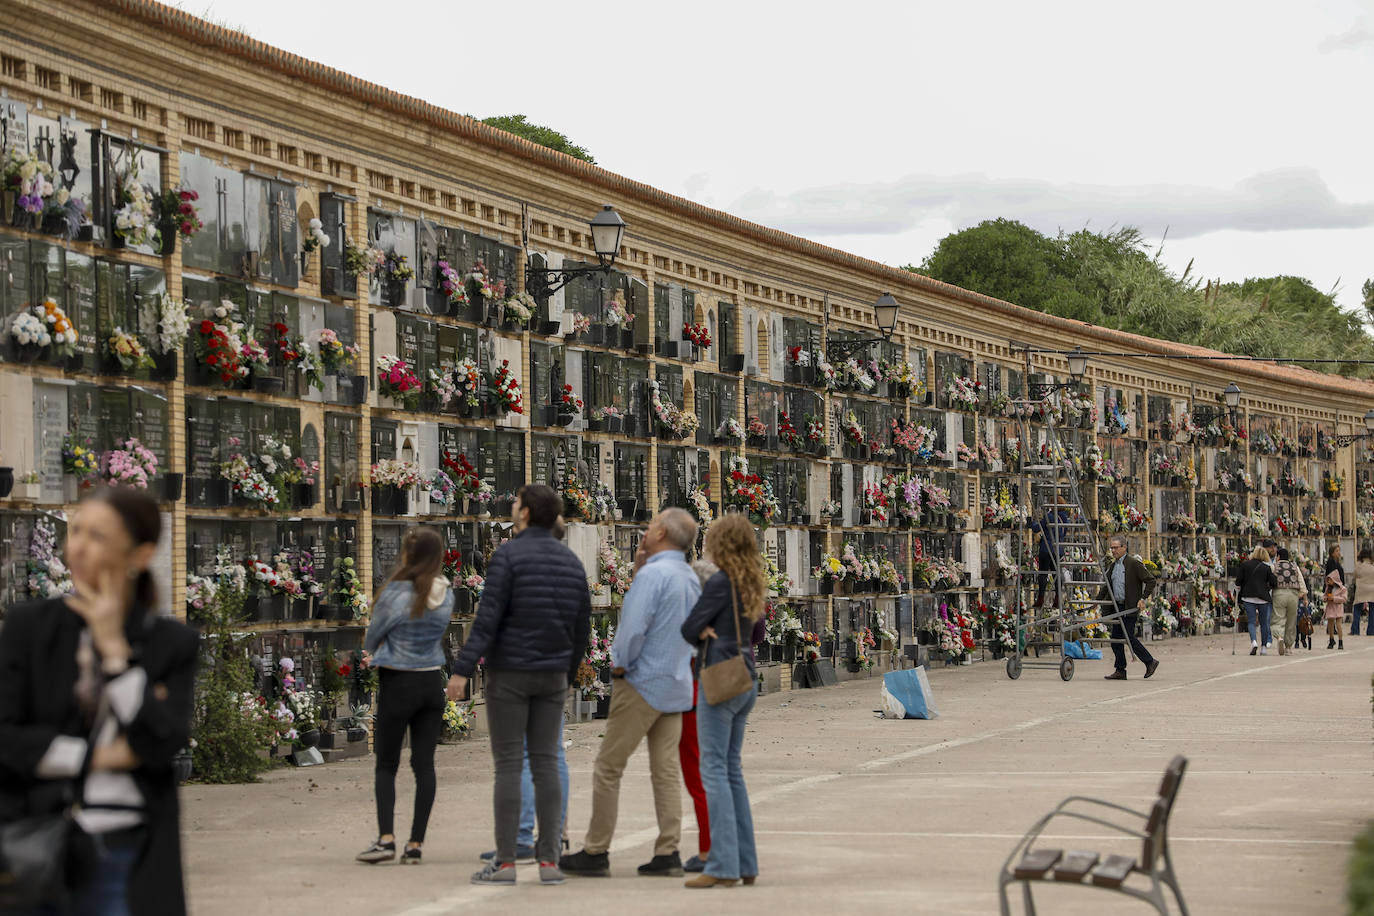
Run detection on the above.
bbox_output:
[1260,645,1268,655]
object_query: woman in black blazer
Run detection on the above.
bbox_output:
[0,487,197,915]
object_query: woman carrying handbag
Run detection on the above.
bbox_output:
[678,514,767,889]
[0,487,198,915]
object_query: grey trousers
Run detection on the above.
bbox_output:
[484,669,568,865]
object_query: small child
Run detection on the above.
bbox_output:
[1296,597,1313,650]
[1324,570,1347,650]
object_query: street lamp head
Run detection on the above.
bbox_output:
[589,205,626,266]
[1066,347,1088,383]
[873,292,899,339]
[1363,408,1374,434]
[1223,382,1241,410]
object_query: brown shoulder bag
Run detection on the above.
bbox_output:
[698,577,755,705]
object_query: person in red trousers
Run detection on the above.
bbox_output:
[680,559,718,872]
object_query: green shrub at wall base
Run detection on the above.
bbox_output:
[190,587,275,783]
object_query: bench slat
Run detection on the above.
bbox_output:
[1090,854,1136,888]
[1013,848,1063,879]
[1053,850,1101,881]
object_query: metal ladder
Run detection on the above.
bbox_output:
[1005,406,1127,681]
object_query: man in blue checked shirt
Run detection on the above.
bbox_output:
[561,508,702,879]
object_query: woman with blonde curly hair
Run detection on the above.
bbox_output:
[679,512,767,888]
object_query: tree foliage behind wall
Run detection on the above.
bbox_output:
[474,114,596,164]
[909,219,1374,377]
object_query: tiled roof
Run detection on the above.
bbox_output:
[109,0,1374,402]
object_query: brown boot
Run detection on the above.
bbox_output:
[684,875,738,888]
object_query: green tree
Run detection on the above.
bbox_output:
[911,220,1374,377]
[475,114,595,164]
[1362,279,1374,326]
[191,585,275,783]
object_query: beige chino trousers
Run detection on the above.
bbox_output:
[583,678,683,857]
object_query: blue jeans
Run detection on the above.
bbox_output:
[1352,603,1374,636]
[517,720,569,847]
[697,683,757,880]
[1245,601,1272,646]
[33,829,142,916]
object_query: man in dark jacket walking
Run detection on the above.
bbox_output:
[1097,534,1160,680]
[451,483,592,886]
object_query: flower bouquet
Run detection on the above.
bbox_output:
[487,360,524,414]
[376,354,421,408]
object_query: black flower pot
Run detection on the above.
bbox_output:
[242,595,261,622]
[604,416,625,434]
[156,222,177,257]
[251,371,285,393]
[620,328,635,350]
[594,696,610,719]
[76,223,94,243]
[722,353,745,373]
[151,350,178,380]
[292,483,316,510]
[299,728,321,749]
[348,375,368,405]
[537,320,561,336]
[658,340,678,358]
[0,467,12,499]
[585,324,606,346]
[346,727,368,743]
[556,411,576,428]
[161,473,183,503]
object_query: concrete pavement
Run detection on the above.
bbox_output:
[182,634,1374,914]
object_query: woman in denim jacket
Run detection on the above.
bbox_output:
[356,527,454,865]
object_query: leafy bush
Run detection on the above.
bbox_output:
[190,585,275,783]
[1350,820,1374,916]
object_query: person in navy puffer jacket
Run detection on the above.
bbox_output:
[451,483,592,886]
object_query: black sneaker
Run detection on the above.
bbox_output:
[638,852,684,877]
[560,849,610,877]
[684,854,707,873]
[356,839,396,864]
[401,846,422,865]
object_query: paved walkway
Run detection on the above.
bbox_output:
[182,634,1373,914]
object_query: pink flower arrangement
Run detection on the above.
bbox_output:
[101,438,158,489]
[376,354,421,407]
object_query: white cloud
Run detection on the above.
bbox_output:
[730,169,1374,241]
[1318,21,1374,52]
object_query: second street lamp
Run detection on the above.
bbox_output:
[1330,409,1374,448]
[1028,347,1089,399]
[826,293,901,363]
[525,205,627,300]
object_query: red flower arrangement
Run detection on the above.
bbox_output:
[559,384,584,412]
[487,359,523,414]
[441,450,481,496]
[156,188,203,237]
[194,318,249,385]
[683,322,711,348]
[778,412,803,449]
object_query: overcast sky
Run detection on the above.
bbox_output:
[199,0,1374,311]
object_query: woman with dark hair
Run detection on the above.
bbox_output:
[0,486,198,915]
[356,526,454,865]
[1347,547,1374,637]
[679,513,767,889]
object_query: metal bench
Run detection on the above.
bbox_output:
[998,755,1189,915]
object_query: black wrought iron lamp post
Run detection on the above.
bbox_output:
[1191,382,1242,425]
[525,205,627,300]
[1027,347,1089,399]
[824,293,900,363]
[1329,409,1374,448]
